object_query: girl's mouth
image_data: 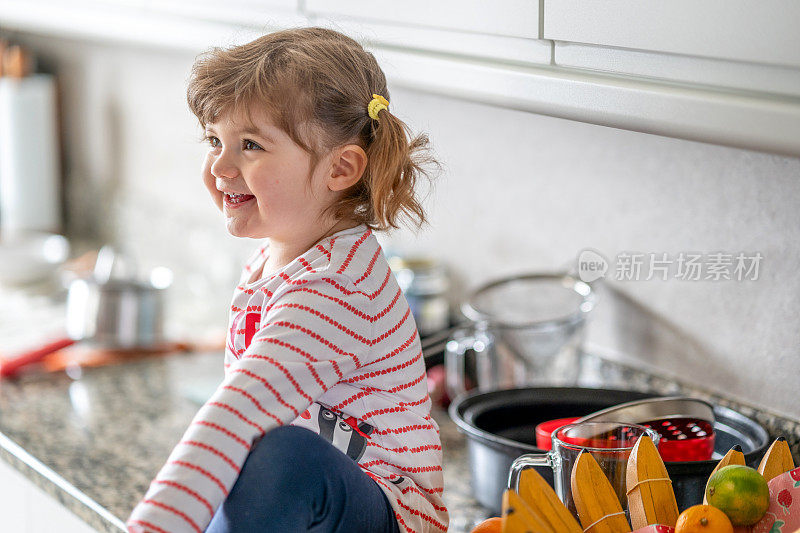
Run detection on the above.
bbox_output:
[223,193,255,208]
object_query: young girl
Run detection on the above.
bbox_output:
[127,27,447,533]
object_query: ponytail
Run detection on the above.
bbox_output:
[360,106,439,231]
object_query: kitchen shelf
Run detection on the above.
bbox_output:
[1,0,799,156]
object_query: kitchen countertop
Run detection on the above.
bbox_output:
[1,348,799,533]
[0,349,492,533]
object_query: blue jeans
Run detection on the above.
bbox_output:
[205,425,401,533]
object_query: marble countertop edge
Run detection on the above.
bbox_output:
[0,431,126,532]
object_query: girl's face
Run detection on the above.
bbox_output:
[202,108,333,240]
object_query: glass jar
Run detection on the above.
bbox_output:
[388,256,450,337]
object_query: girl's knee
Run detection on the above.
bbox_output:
[257,425,327,460]
[247,425,332,482]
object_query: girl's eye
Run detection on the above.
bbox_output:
[206,136,220,148]
[243,139,263,151]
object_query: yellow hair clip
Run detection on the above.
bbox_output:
[368,93,389,121]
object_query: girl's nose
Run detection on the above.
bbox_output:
[210,151,240,179]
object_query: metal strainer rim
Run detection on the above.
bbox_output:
[460,272,595,330]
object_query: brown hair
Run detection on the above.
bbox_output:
[187,26,440,231]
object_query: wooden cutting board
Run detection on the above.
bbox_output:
[571,451,632,533]
[626,435,679,529]
[36,338,225,373]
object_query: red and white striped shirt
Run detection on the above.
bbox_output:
[128,224,448,533]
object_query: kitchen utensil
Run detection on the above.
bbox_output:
[571,450,632,532]
[0,247,170,377]
[517,466,582,532]
[702,445,745,504]
[2,44,30,78]
[502,489,554,533]
[445,273,594,399]
[0,39,6,77]
[0,338,76,378]
[388,255,450,337]
[757,438,795,483]
[626,436,679,530]
[578,397,716,462]
[578,397,715,426]
[0,231,70,285]
[536,417,581,450]
[449,387,770,514]
[509,421,658,517]
[641,418,715,463]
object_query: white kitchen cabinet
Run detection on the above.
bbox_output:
[0,459,98,533]
[150,0,304,29]
[306,0,542,40]
[543,0,800,69]
[311,18,552,67]
[0,0,271,51]
[554,42,800,99]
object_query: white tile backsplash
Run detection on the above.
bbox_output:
[7,33,800,420]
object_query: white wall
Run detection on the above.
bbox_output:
[8,33,800,419]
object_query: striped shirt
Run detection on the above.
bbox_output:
[127,224,448,533]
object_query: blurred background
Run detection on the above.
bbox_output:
[0,2,799,531]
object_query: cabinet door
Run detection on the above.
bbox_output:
[543,0,800,68]
[306,0,542,39]
[0,460,98,533]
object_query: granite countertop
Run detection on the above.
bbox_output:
[0,350,491,533]
[1,349,799,533]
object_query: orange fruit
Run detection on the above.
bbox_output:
[706,465,769,526]
[675,505,734,533]
[470,516,503,533]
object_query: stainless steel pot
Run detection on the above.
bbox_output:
[65,276,165,349]
[0,246,170,377]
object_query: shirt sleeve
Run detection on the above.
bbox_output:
[127,274,366,533]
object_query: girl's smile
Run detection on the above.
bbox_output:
[222,193,256,208]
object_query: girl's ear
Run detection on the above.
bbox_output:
[327,144,367,192]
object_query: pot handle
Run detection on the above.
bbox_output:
[507,452,553,493]
[444,327,495,400]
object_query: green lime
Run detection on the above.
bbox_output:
[705,465,769,526]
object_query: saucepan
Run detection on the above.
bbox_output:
[0,246,172,377]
